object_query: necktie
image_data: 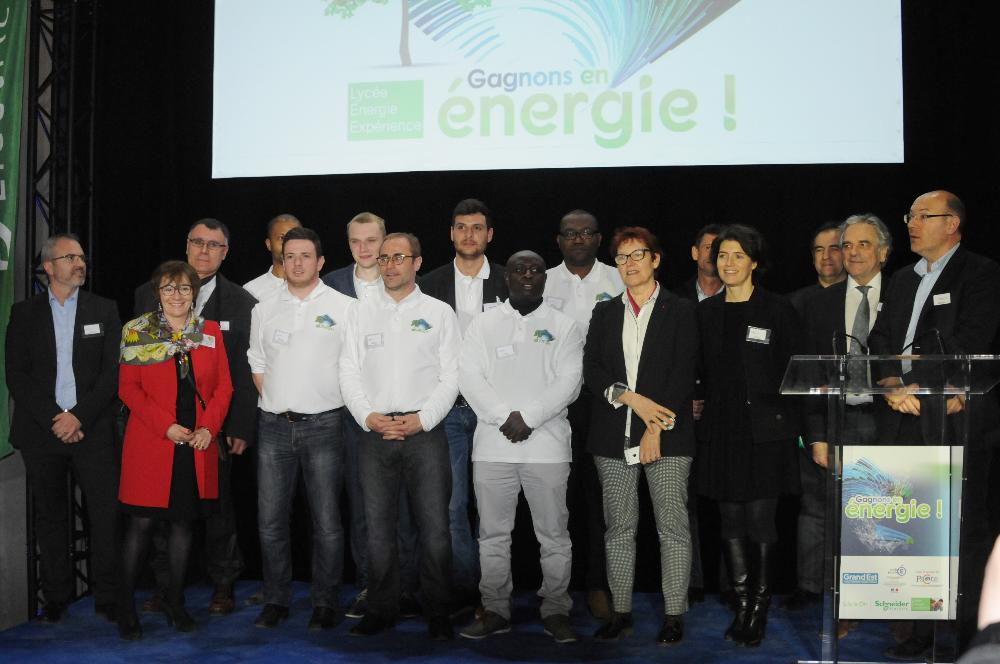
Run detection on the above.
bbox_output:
[850,285,871,354]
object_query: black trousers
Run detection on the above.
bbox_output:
[21,439,120,606]
[566,392,608,592]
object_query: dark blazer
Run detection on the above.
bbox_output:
[6,290,122,450]
[322,264,357,298]
[583,286,698,458]
[787,282,824,319]
[802,278,887,443]
[696,286,803,443]
[868,246,1000,442]
[418,259,508,310]
[134,272,258,444]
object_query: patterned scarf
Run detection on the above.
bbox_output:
[120,309,206,377]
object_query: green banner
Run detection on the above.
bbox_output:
[0,1,28,460]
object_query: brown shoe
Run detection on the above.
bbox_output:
[208,584,235,615]
[141,592,165,614]
[587,590,611,621]
[837,619,859,639]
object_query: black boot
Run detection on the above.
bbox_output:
[744,541,774,647]
[163,593,197,632]
[721,538,750,644]
[116,595,142,641]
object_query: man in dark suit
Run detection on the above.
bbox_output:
[787,221,846,317]
[868,191,1000,659]
[797,214,891,622]
[419,198,508,610]
[322,212,385,302]
[6,234,122,624]
[133,218,258,615]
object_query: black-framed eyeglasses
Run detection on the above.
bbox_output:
[50,254,87,264]
[613,248,653,265]
[903,212,953,226]
[560,229,597,241]
[188,237,228,250]
[376,253,416,266]
[511,265,543,276]
[159,284,194,296]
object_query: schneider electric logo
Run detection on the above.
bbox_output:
[842,572,879,584]
[875,599,910,612]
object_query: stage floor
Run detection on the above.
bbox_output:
[0,582,899,663]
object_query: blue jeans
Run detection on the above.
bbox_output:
[443,404,479,594]
[343,414,420,592]
[257,409,345,608]
[359,425,453,618]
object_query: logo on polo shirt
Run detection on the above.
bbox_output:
[533,329,555,344]
[595,292,613,302]
[315,314,336,330]
[411,319,432,333]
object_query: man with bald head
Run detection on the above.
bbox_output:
[457,251,584,643]
[868,190,1000,659]
[244,213,302,301]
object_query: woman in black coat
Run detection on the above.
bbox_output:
[583,226,699,645]
[695,224,802,647]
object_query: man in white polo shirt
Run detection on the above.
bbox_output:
[339,232,460,640]
[247,226,356,631]
[543,209,623,619]
[458,250,584,643]
[243,213,302,301]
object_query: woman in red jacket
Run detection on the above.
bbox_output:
[116,261,233,639]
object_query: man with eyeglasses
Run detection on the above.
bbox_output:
[788,221,847,318]
[457,251,584,643]
[248,226,355,630]
[541,209,622,619]
[340,232,459,640]
[133,218,258,617]
[243,213,302,302]
[868,191,1000,660]
[419,199,508,614]
[6,234,122,625]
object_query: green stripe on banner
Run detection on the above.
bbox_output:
[0,2,29,460]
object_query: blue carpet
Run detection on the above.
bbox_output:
[0,583,895,663]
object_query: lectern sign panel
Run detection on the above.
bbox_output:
[839,445,961,620]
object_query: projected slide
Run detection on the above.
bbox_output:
[212,0,903,178]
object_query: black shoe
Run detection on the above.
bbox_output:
[254,603,289,629]
[308,607,339,631]
[399,592,422,619]
[349,613,393,636]
[117,609,142,641]
[593,612,634,641]
[657,615,683,645]
[783,588,821,611]
[39,602,67,624]
[687,587,705,604]
[428,615,453,641]
[883,636,932,661]
[163,600,197,633]
[95,602,117,622]
[345,589,368,619]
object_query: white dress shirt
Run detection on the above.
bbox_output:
[195,275,217,316]
[247,280,356,414]
[543,261,624,334]
[605,285,660,440]
[454,258,494,335]
[844,271,882,406]
[339,285,460,432]
[459,301,583,463]
[352,267,383,302]
[243,268,284,302]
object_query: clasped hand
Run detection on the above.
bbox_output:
[366,413,424,440]
[167,423,212,450]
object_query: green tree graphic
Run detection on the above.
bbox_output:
[324,0,490,66]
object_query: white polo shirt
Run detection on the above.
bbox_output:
[339,285,460,432]
[459,301,583,463]
[543,260,624,334]
[247,280,355,414]
[243,268,284,302]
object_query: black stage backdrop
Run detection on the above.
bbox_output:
[87,3,1000,592]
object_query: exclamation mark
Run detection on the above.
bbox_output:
[936,499,943,519]
[724,74,736,131]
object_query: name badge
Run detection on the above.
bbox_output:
[746,326,771,344]
[495,344,515,359]
[273,329,291,345]
[365,333,384,348]
[201,334,216,348]
[220,320,231,331]
[483,302,500,312]
[877,302,883,312]
[545,297,565,311]
[933,293,951,306]
[82,323,102,337]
